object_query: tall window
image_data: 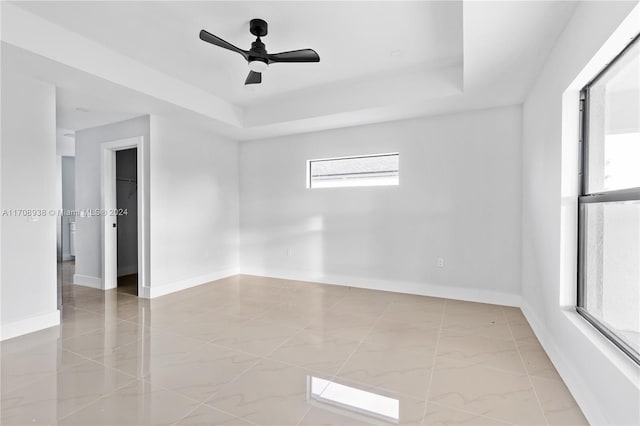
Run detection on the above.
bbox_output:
[578,34,640,364]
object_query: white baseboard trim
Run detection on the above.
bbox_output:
[148,268,239,299]
[240,268,521,307]
[520,301,607,426]
[1,310,61,341]
[117,264,138,277]
[73,274,102,289]
[139,285,151,299]
[62,253,74,261]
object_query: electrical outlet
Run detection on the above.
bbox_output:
[286,248,293,257]
[437,257,444,268]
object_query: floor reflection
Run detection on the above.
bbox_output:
[308,376,400,423]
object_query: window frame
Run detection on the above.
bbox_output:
[577,33,640,365]
[307,152,399,189]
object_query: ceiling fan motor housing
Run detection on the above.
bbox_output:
[248,38,269,71]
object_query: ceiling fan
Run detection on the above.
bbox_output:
[199,18,320,85]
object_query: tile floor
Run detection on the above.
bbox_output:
[1,274,588,425]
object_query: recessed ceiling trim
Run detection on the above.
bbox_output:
[2,1,580,141]
[2,2,242,128]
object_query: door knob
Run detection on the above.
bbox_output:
[112,223,117,228]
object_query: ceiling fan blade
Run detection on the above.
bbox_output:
[268,48,320,63]
[199,30,249,60]
[245,71,262,85]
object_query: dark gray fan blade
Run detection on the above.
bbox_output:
[199,30,249,60]
[268,49,320,63]
[245,71,262,85]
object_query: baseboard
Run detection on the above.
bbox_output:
[62,253,74,261]
[117,264,138,277]
[73,273,102,289]
[148,268,239,299]
[1,310,61,341]
[240,268,521,307]
[520,301,607,426]
[139,285,151,299]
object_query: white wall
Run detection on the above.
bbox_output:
[521,1,640,425]
[149,116,239,297]
[1,73,59,340]
[74,116,150,289]
[56,129,75,157]
[240,106,522,304]
[73,114,240,298]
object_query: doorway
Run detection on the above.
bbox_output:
[57,155,76,308]
[115,148,138,295]
[101,136,145,297]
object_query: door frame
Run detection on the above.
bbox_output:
[101,136,145,296]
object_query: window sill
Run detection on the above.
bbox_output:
[560,306,640,383]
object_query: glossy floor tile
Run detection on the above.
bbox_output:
[1,273,588,425]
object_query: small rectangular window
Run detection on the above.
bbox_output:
[308,153,399,188]
[578,34,640,365]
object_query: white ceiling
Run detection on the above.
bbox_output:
[14,1,463,106]
[2,1,579,140]
[57,90,142,131]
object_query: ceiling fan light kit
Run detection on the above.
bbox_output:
[199,18,320,85]
[248,60,268,73]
